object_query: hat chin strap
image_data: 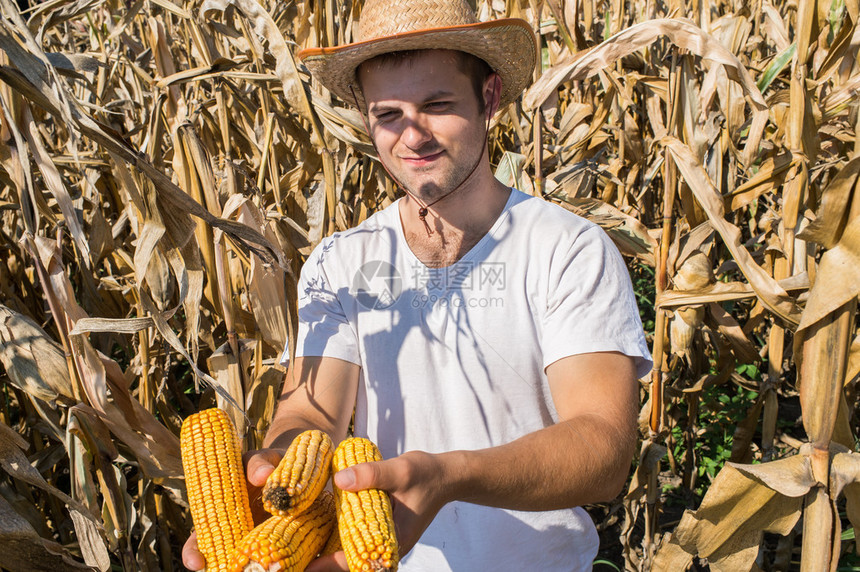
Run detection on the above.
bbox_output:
[349,80,496,236]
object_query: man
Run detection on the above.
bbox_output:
[184,0,651,569]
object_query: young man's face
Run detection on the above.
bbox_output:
[358,50,494,204]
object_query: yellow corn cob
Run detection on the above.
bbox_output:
[333,438,399,572]
[320,522,342,557]
[263,429,333,517]
[228,489,337,572]
[180,408,254,572]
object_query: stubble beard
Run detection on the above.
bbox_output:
[393,138,487,205]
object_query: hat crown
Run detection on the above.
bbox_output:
[358,0,479,42]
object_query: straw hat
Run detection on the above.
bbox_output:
[298,0,538,110]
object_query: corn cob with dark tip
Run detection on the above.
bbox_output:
[333,437,399,572]
[228,489,337,572]
[263,429,333,517]
[180,408,255,572]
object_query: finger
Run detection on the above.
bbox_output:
[305,551,349,572]
[333,459,397,492]
[181,531,206,571]
[245,448,283,487]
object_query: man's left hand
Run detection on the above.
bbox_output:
[307,450,451,571]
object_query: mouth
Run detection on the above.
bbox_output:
[400,150,444,167]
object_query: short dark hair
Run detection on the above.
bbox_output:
[357,49,493,113]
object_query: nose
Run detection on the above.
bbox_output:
[400,116,432,150]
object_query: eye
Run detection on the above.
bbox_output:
[425,101,451,112]
[372,109,399,122]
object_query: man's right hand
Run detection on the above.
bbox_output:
[181,448,285,571]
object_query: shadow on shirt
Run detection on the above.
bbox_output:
[295,213,551,459]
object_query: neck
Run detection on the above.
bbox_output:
[400,171,509,236]
[399,177,509,268]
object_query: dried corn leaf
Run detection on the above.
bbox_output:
[797,215,860,333]
[207,338,254,436]
[65,407,127,558]
[0,63,285,269]
[223,195,291,351]
[22,106,90,263]
[0,1,79,150]
[495,151,529,192]
[0,304,74,403]
[553,195,658,265]
[0,89,39,233]
[726,151,793,212]
[663,136,800,324]
[654,459,809,571]
[834,450,860,555]
[0,422,97,525]
[68,508,111,571]
[0,495,94,572]
[245,365,285,449]
[762,2,791,51]
[34,0,102,43]
[707,303,760,364]
[657,273,808,309]
[797,155,860,249]
[85,398,183,487]
[625,440,667,501]
[69,312,176,335]
[525,18,766,112]
[201,0,318,129]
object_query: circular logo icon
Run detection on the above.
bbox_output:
[353,261,402,310]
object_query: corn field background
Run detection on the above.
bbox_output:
[0,0,859,568]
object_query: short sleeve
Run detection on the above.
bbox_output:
[279,244,361,367]
[541,225,652,379]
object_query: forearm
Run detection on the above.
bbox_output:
[262,412,333,451]
[441,413,636,511]
[261,356,359,451]
[329,354,639,560]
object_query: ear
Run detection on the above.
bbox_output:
[482,73,503,119]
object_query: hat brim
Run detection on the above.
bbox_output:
[298,19,537,110]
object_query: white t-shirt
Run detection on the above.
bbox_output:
[285,189,652,571]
